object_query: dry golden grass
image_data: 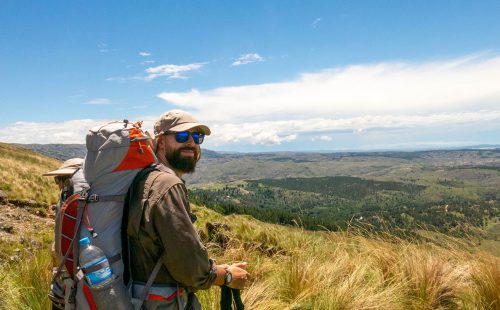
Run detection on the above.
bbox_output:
[0,205,498,310]
[195,208,500,310]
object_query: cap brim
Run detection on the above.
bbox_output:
[42,168,79,176]
[169,123,211,135]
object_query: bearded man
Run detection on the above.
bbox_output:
[127,111,249,310]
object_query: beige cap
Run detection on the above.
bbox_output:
[153,110,211,136]
[42,158,84,176]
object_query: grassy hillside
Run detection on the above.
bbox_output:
[190,176,499,240]
[185,149,500,184]
[1,143,499,309]
[0,142,61,204]
[1,205,499,309]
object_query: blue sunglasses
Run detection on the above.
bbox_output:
[172,131,205,144]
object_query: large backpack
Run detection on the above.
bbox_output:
[54,120,157,309]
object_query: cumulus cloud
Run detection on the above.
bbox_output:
[159,54,500,123]
[139,52,151,56]
[205,111,500,145]
[0,120,103,144]
[1,111,499,146]
[154,54,500,146]
[232,53,264,66]
[0,118,158,144]
[4,53,500,148]
[85,98,113,105]
[144,62,206,80]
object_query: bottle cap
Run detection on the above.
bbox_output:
[79,237,91,246]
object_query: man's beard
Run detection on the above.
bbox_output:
[166,147,199,173]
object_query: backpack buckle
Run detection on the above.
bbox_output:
[88,194,99,202]
[78,189,89,201]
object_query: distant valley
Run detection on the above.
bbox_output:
[17,143,500,249]
[18,143,500,184]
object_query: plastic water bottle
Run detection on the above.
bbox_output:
[79,237,114,288]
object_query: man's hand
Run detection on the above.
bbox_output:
[226,262,250,290]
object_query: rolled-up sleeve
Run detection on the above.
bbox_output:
[151,183,217,290]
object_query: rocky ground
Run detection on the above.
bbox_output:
[0,191,54,262]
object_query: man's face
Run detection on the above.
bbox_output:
[54,175,69,190]
[158,130,201,173]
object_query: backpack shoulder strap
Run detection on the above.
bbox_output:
[122,164,161,286]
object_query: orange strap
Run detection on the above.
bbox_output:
[82,284,97,310]
[147,288,184,301]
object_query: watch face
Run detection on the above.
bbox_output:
[225,271,232,284]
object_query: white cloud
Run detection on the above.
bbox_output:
[0,120,102,144]
[1,111,499,146]
[205,111,500,145]
[159,54,500,123]
[85,98,113,105]
[3,53,500,148]
[312,18,322,28]
[144,63,206,80]
[313,135,333,142]
[154,53,500,146]
[0,118,158,144]
[139,52,151,57]
[232,53,264,66]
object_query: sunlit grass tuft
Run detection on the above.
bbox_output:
[468,255,500,309]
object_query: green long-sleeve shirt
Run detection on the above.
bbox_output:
[127,164,216,291]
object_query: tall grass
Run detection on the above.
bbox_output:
[0,230,53,310]
[198,210,500,310]
[468,255,500,309]
[1,205,498,309]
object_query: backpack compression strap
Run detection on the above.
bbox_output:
[134,254,165,310]
[51,196,87,286]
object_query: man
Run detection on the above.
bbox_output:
[44,158,84,197]
[43,158,85,310]
[127,111,250,309]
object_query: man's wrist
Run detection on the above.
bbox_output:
[223,268,232,286]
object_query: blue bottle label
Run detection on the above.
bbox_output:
[83,258,113,286]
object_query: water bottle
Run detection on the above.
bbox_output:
[79,237,114,288]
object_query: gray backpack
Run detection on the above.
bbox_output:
[54,120,157,309]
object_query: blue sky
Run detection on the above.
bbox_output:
[1,0,499,152]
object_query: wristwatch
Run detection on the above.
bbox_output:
[223,268,232,286]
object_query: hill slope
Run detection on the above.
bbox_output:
[0,142,61,204]
[0,143,498,309]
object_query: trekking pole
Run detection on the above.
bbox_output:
[231,289,244,310]
[220,286,232,310]
[220,286,244,310]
